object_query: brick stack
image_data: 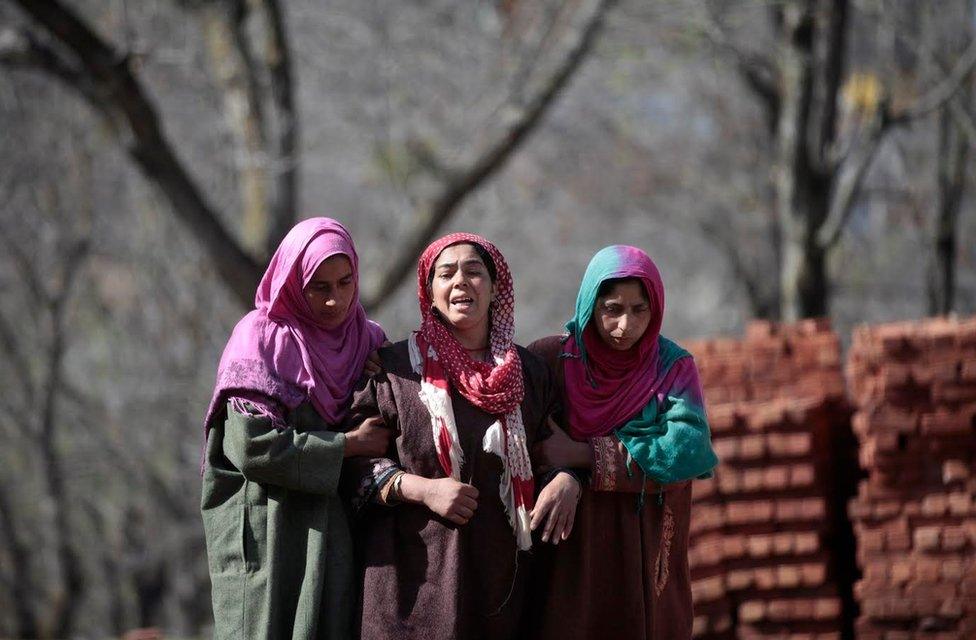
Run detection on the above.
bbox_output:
[686,320,855,640]
[846,317,976,639]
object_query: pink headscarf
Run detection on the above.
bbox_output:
[203,217,385,436]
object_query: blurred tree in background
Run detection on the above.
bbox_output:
[0,0,974,637]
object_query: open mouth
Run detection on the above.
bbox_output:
[450,296,474,309]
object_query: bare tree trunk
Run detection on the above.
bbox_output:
[198,0,271,255]
[929,102,968,315]
[774,0,843,321]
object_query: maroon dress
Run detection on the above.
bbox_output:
[341,340,557,640]
[526,335,695,640]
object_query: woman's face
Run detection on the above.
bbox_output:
[593,279,652,351]
[304,254,355,329]
[429,243,496,335]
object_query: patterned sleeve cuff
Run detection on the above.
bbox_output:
[590,436,619,492]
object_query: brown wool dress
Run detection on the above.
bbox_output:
[340,340,557,640]
[526,335,695,640]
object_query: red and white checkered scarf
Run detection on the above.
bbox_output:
[411,233,534,549]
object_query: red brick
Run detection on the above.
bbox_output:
[785,432,812,456]
[772,532,795,555]
[934,381,976,403]
[863,559,888,581]
[691,576,725,602]
[943,459,971,484]
[940,558,967,581]
[741,469,764,492]
[766,598,793,621]
[872,500,901,520]
[848,498,872,520]
[813,598,841,619]
[726,569,753,591]
[795,532,820,554]
[717,469,741,494]
[739,600,765,623]
[921,493,948,517]
[940,599,964,619]
[890,559,912,585]
[800,562,826,587]
[747,403,787,431]
[712,437,739,460]
[763,465,790,489]
[738,435,767,460]
[789,463,816,488]
[754,567,777,589]
[921,410,974,436]
[905,581,956,600]
[721,535,746,559]
[914,526,941,552]
[943,526,969,551]
[884,519,912,552]
[746,534,773,558]
[800,497,826,520]
[961,359,976,382]
[860,527,885,553]
[916,558,943,582]
[776,564,801,588]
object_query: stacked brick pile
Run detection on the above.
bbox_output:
[686,320,855,640]
[846,317,976,639]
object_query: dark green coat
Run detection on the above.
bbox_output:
[201,401,351,640]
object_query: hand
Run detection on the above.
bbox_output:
[530,471,581,543]
[533,418,591,472]
[420,477,479,525]
[343,416,390,457]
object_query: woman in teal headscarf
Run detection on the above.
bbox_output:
[527,245,718,639]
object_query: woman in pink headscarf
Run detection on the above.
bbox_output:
[201,217,389,640]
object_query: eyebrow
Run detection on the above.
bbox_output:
[311,270,354,282]
[435,259,485,270]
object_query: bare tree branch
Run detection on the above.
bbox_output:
[0,307,35,405]
[257,0,300,255]
[361,0,618,310]
[889,34,976,124]
[3,0,263,307]
[816,115,886,249]
[699,0,780,134]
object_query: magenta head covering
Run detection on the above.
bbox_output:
[203,217,385,436]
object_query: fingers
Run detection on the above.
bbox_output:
[457,494,478,511]
[457,483,479,500]
[561,507,576,541]
[363,415,385,428]
[530,493,553,531]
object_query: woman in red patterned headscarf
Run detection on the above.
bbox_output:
[341,233,579,640]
